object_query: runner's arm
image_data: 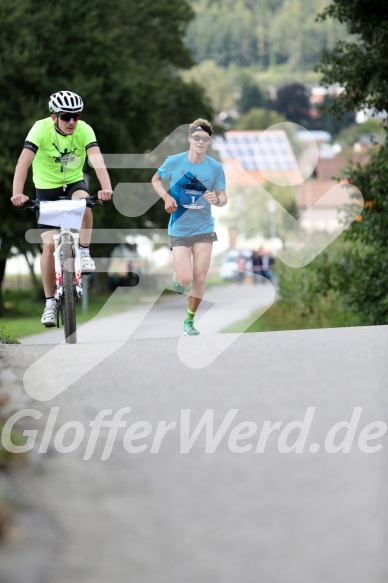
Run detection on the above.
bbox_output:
[204,189,227,207]
[86,145,113,201]
[11,148,36,206]
[151,172,177,214]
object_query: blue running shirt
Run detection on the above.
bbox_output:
[157,152,226,237]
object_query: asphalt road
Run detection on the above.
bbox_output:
[0,291,387,583]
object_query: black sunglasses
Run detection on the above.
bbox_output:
[191,134,212,143]
[57,112,81,122]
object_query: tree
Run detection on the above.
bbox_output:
[335,119,385,149]
[181,60,239,113]
[272,83,314,128]
[186,0,261,67]
[237,79,266,114]
[316,0,388,116]
[315,95,355,136]
[337,150,388,325]
[312,0,388,325]
[0,0,212,313]
[233,108,287,130]
[268,0,345,71]
[185,0,347,70]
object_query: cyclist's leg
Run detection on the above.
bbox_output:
[39,227,60,326]
[189,241,212,313]
[67,181,95,272]
[68,181,91,247]
[36,186,62,302]
[40,229,58,297]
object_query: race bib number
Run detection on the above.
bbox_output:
[180,188,205,210]
[39,199,86,229]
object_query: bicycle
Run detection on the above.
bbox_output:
[23,196,103,344]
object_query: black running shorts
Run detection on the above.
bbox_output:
[170,231,218,248]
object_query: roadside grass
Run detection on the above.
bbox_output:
[0,286,163,339]
[0,328,20,344]
[221,299,350,334]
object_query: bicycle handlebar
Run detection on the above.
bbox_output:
[22,196,104,212]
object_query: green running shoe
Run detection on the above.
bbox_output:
[183,319,200,335]
[172,273,185,294]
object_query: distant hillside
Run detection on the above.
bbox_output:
[185,0,347,71]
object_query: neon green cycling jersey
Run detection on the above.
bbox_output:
[25,117,97,189]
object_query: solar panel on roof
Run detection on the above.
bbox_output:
[213,131,298,173]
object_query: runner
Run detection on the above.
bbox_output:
[151,119,227,335]
[10,90,113,326]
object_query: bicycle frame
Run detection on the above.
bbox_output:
[22,196,103,344]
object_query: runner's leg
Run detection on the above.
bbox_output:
[172,245,194,287]
[189,241,212,313]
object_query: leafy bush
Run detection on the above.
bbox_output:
[337,148,388,325]
[276,236,365,329]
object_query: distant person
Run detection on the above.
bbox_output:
[151,118,227,335]
[261,250,275,282]
[10,90,113,326]
[251,249,262,284]
[236,254,246,284]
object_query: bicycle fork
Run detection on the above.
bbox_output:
[53,231,83,303]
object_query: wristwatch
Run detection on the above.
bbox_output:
[215,195,220,206]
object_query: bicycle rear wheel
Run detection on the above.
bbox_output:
[61,239,77,344]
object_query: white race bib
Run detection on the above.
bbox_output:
[179,187,206,210]
[39,199,86,229]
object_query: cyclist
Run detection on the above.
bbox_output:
[10,90,113,327]
[151,118,227,335]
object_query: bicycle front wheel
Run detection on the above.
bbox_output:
[61,240,77,344]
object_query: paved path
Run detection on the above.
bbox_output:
[19,281,276,344]
[0,304,387,583]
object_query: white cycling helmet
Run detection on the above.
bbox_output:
[49,91,84,113]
